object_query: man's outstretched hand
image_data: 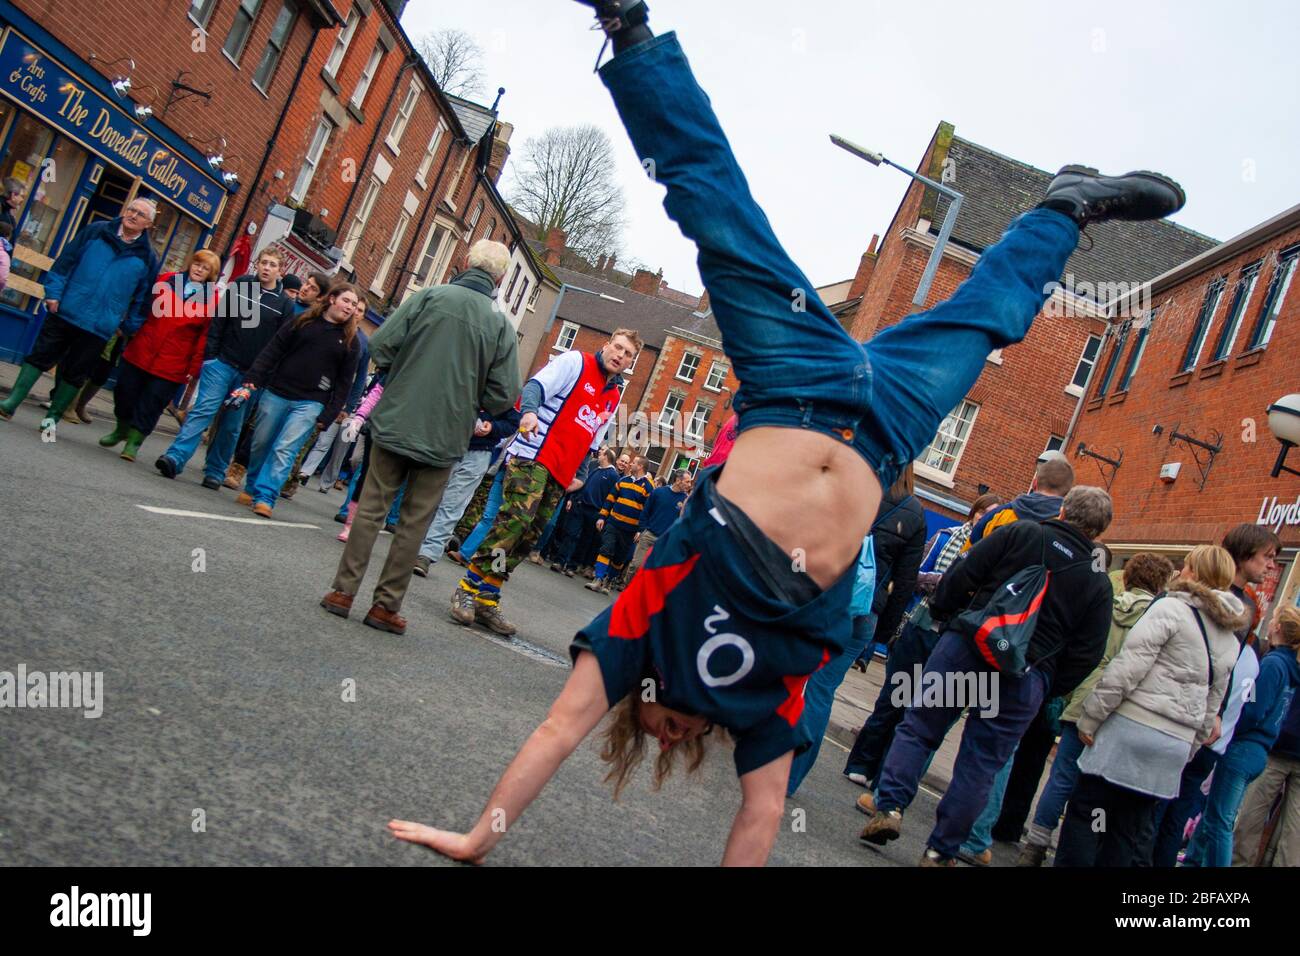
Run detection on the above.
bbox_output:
[387,820,486,864]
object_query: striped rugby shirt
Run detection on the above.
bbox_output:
[600,474,655,528]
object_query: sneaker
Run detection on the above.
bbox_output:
[201,476,222,490]
[956,847,993,867]
[1016,842,1049,868]
[859,809,903,846]
[155,456,178,479]
[919,848,958,868]
[845,771,869,788]
[363,603,407,635]
[584,580,606,593]
[1040,165,1186,227]
[855,792,876,815]
[449,588,477,626]
[474,601,517,637]
[413,555,432,578]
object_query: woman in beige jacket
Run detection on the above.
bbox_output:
[1054,545,1246,866]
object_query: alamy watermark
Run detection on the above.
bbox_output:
[0,664,103,718]
[890,664,1000,718]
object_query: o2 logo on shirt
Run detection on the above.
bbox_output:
[697,605,754,688]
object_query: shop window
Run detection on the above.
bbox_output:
[252,1,298,93]
[161,218,202,274]
[223,0,265,65]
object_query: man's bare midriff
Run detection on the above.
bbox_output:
[714,426,882,591]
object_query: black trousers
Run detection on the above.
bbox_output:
[559,503,600,569]
[992,700,1060,842]
[112,360,182,435]
[1055,772,1160,867]
[24,313,108,388]
[596,521,636,573]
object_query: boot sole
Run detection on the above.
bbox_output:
[363,615,406,635]
[477,623,517,637]
[449,608,476,626]
[412,566,429,577]
[859,825,901,846]
[1055,165,1187,208]
[320,598,351,618]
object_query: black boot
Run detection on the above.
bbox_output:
[575,0,653,55]
[1038,166,1185,227]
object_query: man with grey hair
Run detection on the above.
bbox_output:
[321,239,521,635]
[861,484,1114,864]
[1,197,159,431]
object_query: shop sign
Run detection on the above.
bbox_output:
[1257,493,1300,533]
[0,30,224,228]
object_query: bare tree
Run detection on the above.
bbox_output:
[416,29,485,99]
[508,124,626,264]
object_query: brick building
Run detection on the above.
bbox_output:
[0,0,341,359]
[1071,203,1300,629]
[839,122,1217,525]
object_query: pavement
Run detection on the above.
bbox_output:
[1,364,1033,867]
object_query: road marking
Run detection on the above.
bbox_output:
[136,505,320,529]
[466,629,568,668]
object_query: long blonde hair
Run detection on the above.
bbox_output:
[599,693,713,800]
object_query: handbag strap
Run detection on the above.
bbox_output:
[1190,607,1215,688]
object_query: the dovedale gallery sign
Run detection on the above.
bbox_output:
[1258,494,1300,534]
[0,30,224,228]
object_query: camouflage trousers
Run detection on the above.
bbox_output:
[454,468,496,543]
[469,459,565,579]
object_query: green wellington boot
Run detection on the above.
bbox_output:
[99,418,130,448]
[119,428,147,462]
[39,380,82,433]
[0,363,44,420]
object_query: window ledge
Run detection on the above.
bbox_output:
[414,174,427,190]
[221,49,242,70]
[1198,360,1227,380]
[913,461,957,489]
[1169,370,1193,388]
[1107,391,1128,406]
[1064,383,1085,398]
[702,384,722,393]
[1085,396,1105,412]
[384,138,401,156]
[1235,348,1266,369]
[347,102,365,124]
[986,350,1003,365]
[321,69,341,95]
[674,375,696,384]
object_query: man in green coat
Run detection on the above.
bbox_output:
[320,240,522,635]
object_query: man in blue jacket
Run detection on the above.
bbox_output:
[554,449,623,576]
[1,198,158,431]
[413,405,521,576]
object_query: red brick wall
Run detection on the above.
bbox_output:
[1071,221,1300,553]
[527,323,656,422]
[635,334,739,473]
[14,0,321,253]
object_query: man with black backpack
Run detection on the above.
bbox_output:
[860,485,1114,866]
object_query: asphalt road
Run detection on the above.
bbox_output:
[0,403,947,867]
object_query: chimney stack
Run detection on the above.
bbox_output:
[630,267,661,296]
[597,254,607,271]
[607,254,617,273]
[696,290,711,313]
[486,121,513,185]
[848,233,880,301]
[544,227,566,266]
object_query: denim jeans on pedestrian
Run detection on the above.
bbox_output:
[1027,722,1086,844]
[786,614,876,795]
[161,358,246,478]
[877,630,1049,858]
[1149,740,1219,866]
[244,391,324,507]
[1181,742,1268,868]
[599,34,1080,490]
[962,747,1018,856]
[845,620,943,783]
[301,421,340,477]
[419,449,491,563]
[460,466,505,560]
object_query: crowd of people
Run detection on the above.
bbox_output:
[2,0,1296,869]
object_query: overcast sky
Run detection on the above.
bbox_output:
[403,0,1300,297]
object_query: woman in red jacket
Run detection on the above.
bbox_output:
[100,249,222,461]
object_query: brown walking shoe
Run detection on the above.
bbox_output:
[320,590,353,618]
[363,603,407,635]
[235,492,253,506]
[474,601,517,637]
[223,462,246,490]
[449,588,477,626]
[855,792,876,815]
[859,808,903,846]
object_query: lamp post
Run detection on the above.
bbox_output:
[830,134,964,311]
[1267,393,1300,478]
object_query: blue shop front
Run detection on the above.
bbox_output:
[0,17,231,363]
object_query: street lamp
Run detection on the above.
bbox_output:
[1267,393,1300,478]
[830,133,964,311]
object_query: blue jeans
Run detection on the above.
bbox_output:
[962,747,1019,856]
[1182,742,1268,868]
[787,614,875,796]
[460,466,505,559]
[1029,722,1086,840]
[599,35,1079,489]
[244,391,323,507]
[877,630,1049,858]
[1150,740,1219,866]
[161,358,246,478]
[419,449,492,562]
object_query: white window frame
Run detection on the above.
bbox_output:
[189,0,219,30]
[415,120,446,188]
[1065,334,1102,397]
[625,349,640,375]
[323,8,359,77]
[659,392,684,429]
[915,399,979,487]
[371,210,412,293]
[222,0,264,66]
[703,360,728,392]
[410,222,452,292]
[350,42,385,109]
[251,0,296,93]
[444,150,470,210]
[385,79,422,153]
[686,401,713,442]
[554,321,579,352]
[526,284,541,312]
[675,351,701,384]
[467,200,484,234]
[1043,434,1065,455]
[290,117,332,203]
[342,176,381,262]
